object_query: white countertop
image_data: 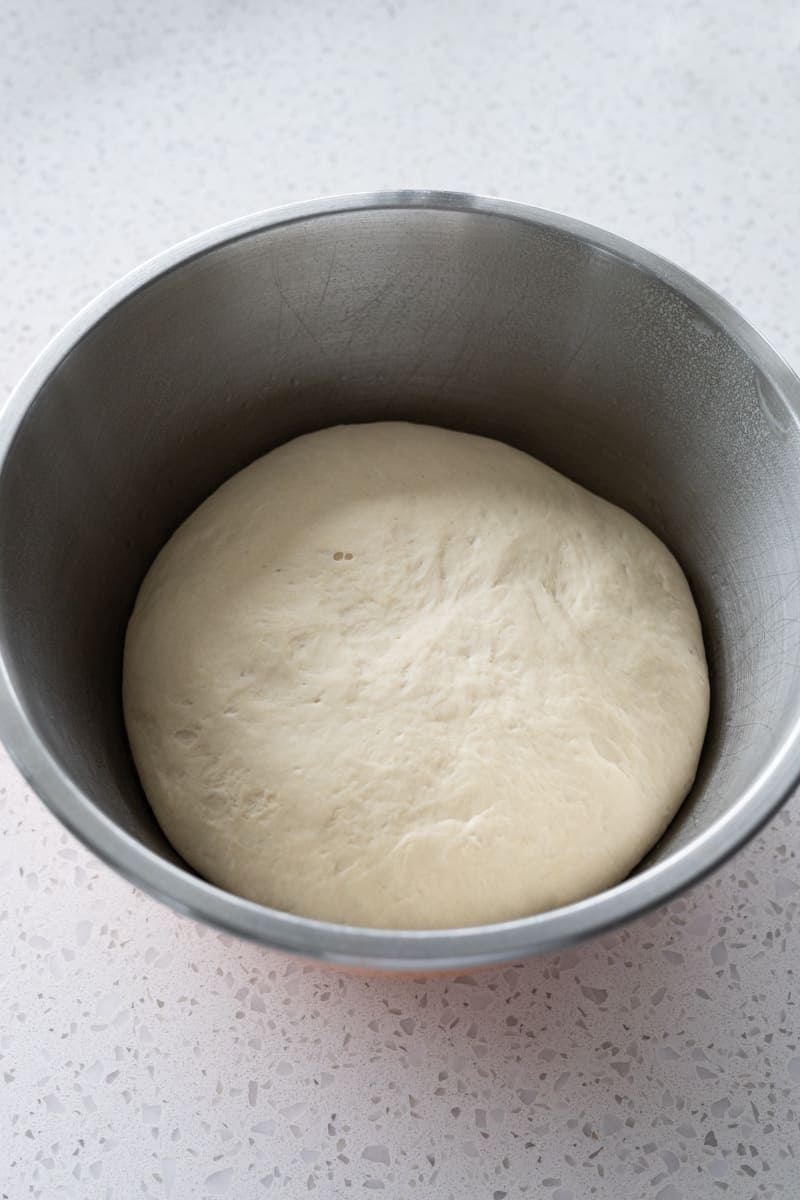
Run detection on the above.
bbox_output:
[3,2,800,1196]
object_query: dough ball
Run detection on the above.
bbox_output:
[123,422,709,929]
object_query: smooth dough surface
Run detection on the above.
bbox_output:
[123,422,710,929]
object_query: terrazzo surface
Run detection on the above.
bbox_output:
[2,1,800,1196]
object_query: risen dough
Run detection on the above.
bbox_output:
[123,422,709,929]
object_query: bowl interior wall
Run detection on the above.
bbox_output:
[2,208,799,882]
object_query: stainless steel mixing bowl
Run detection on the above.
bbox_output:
[2,191,799,971]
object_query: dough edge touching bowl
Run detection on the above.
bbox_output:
[0,190,798,970]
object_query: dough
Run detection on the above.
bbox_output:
[123,422,709,929]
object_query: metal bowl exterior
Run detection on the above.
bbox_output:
[1,191,799,971]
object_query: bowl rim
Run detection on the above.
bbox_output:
[2,188,800,971]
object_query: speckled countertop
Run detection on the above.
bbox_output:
[3,2,800,1197]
